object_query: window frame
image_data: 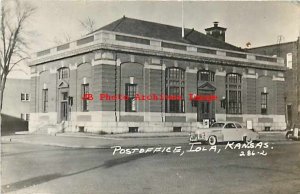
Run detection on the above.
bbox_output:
[21,93,25,101]
[42,89,48,113]
[224,123,236,128]
[81,83,89,112]
[197,70,215,82]
[125,83,137,112]
[261,92,268,115]
[226,73,242,114]
[165,67,185,113]
[211,123,225,128]
[25,93,30,101]
[58,67,70,79]
[21,93,30,101]
[286,53,292,69]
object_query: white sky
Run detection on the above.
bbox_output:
[10,0,300,76]
[26,0,299,52]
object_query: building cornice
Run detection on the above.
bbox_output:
[29,31,286,71]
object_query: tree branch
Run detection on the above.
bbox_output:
[8,56,29,72]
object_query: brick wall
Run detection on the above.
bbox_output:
[249,40,299,127]
[29,50,287,132]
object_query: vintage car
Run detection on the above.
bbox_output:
[189,121,259,145]
[286,128,300,141]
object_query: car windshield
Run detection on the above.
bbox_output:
[211,123,225,128]
[235,123,242,128]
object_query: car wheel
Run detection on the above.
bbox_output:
[189,136,195,142]
[207,136,217,146]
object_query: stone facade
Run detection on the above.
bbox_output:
[28,19,287,133]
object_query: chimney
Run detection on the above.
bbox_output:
[205,22,227,42]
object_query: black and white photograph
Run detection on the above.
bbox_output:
[1,0,300,193]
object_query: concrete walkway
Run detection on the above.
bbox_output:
[58,131,190,139]
[1,133,190,149]
[2,131,291,149]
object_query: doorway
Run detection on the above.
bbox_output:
[197,90,215,122]
[60,91,69,121]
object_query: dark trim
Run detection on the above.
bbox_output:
[29,46,286,71]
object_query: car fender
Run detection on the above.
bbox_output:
[242,131,259,140]
[206,131,224,142]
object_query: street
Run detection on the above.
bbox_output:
[2,139,300,194]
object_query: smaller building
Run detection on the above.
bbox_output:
[248,37,300,128]
[1,69,31,135]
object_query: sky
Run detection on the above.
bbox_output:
[8,0,300,76]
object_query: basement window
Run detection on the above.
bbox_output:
[173,127,182,132]
[79,126,85,132]
[129,127,138,133]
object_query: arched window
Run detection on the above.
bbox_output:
[58,67,69,79]
[226,73,242,114]
[165,67,185,113]
[197,70,215,82]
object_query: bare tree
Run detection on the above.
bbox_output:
[53,32,72,45]
[79,17,96,34]
[0,0,35,130]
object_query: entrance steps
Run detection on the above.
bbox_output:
[32,121,69,135]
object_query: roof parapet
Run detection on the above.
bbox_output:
[30,30,284,69]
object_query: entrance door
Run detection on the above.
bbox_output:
[60,92,68,121]
[197,90,215,122]
[198,101,210,121]
[61,102,68,121]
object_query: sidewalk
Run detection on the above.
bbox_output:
[1,133,189,149]
[58,131,189,139]
[1,131,289,149]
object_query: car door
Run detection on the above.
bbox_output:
[234,123,245,141]
[223,123,238,141]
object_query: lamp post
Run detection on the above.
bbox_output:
[221,96,227,121]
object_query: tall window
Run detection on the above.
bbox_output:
[226,73,242,114]
[82,84,89,111]
[261,92,268,114]
[125,83,137,112]
[42,89,48,113]
[165,67,185,113]
[58,67,69,79]
[198,70,215,82]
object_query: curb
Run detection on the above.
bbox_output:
[3,136,296,150]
